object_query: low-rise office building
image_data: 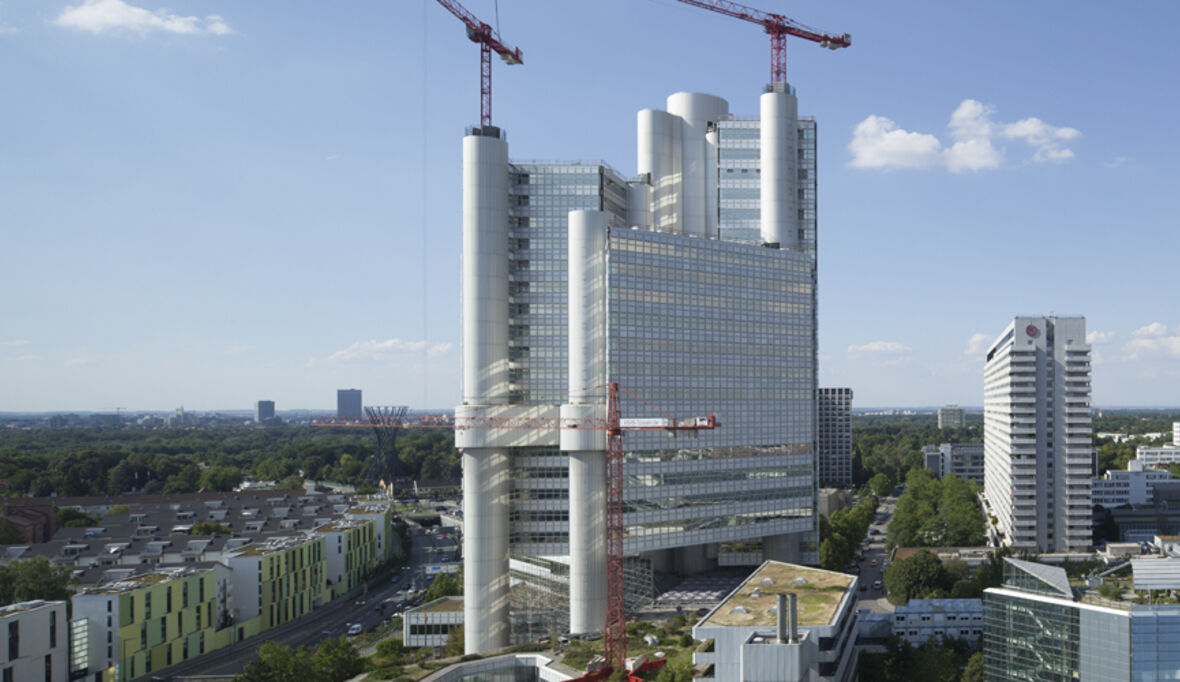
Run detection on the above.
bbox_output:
[0,600,68,682]
[891,598,982,646]
[692,562,858,682]
[921,443,984,484]
[1091,460,1174,508]
[404,597,465,648]
[1137,444,1180,467]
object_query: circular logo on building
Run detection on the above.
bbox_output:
[1026,324,1039,337]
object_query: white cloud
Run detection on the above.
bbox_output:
[0,23,18,35]
[1,339,29,347]
[848,341,911,354]
[847,115,942,170]
[964,332,991,356]
[314,338,454,365]
[55,0,232,36]
[1132,322,1169,338]
[849,99,1079,173]
[1124,336,1180,360]
[947,100,995,141]
[1086,330,1116,344]
[1002,117,1081,163]
[1103,156,1128,169]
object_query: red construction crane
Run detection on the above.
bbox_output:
[673,0,850,85]
[311,383,718,677]
[434,0,523,128]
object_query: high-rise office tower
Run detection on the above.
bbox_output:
[457,86,820,654]
[254,400,275,423]
[983,316,1091,553]
[938,405,966,429]
[818,388,853,487]
[337,389,362,420]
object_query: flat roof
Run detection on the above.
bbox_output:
[412,597,463,614]
[704,561,853,628]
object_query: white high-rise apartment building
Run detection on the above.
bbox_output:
[983,316,1092,553]
[458,85,821,653]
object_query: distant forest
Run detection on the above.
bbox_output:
[0,427,457,498]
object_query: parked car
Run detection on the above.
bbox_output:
[347,623,363,636]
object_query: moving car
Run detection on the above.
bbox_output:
[347,623,363,636]
[872,580,883,590]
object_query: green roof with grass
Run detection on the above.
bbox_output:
[705,561,853,628]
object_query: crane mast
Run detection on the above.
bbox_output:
[673,0,849,84]
[434,0,524,128]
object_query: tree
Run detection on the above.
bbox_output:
[0,519,25,545]
[961,651,984,682]
[423,569,463,602]
[278,474,305,491]
[313,636,366,680]
[869,472,894,498]
[0,556,76,604]
[200,465,243,492]
[192,521,233,536]
[163,463,201,494]
[237,641,316,682]
[55,507,99,528]
[884,550,949,605]
[443,625,465,657]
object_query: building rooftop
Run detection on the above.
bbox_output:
[0,600,61,617]
[703,561,853,628]
[77,565,213,595]
[894,598,982,614]
[412,596,464,614]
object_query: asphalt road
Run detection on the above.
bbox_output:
[152,524,454,680]
[855,496,897,613]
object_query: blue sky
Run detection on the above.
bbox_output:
[1,0,1178,411]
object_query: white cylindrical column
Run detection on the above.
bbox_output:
[460,130,510,654]
[760,85,799,249]
[461,132,510,406]
[563,209,608,635]
[626,180,653,230]
[705,128,720,238]
[568,447,606,634]
[637,108,682,234]
[667,92,729,239]
[461,447,509,652]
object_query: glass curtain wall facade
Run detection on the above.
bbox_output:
[716,117,817,254]
[982,559,1180,681]
[609,229,817,555]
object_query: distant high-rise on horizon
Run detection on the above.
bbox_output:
[254,400,274,423]
[983,315,1092,553]
[938,405,965,429]
[337,389,362,420]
